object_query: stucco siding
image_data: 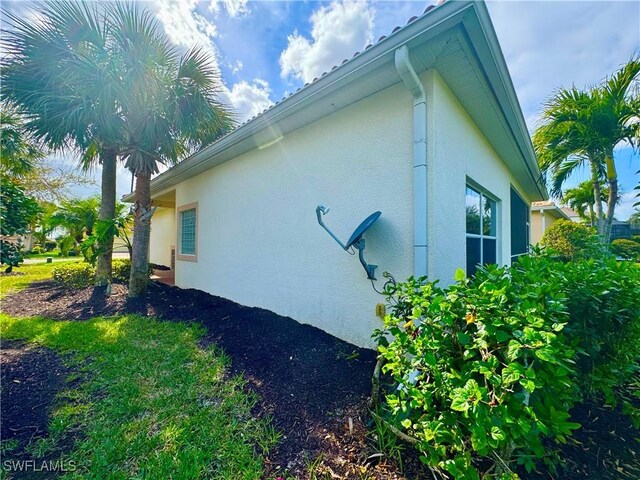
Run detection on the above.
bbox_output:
[425,70,532,283]
[172,83,414,347]
[149,207,175,268]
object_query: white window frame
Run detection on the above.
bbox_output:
[177,202,198,262]
[466,183,499,273]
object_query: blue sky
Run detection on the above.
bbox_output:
[4,0,640,219]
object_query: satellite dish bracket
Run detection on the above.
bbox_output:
[315,205,380,280]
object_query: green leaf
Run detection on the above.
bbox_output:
[454,268,466,282]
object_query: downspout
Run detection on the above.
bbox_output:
[395,45,428,278]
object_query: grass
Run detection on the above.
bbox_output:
[0,264,279,479]
[0,260,79,300]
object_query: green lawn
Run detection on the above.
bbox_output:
[0,260,80,300]
[0,265,279,479]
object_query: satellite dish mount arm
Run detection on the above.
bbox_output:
[316,205,347,250]
[315,205,378,280]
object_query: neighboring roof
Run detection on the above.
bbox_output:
[561,207,580,218]
[123,0,547,202]
[532,201,570,220]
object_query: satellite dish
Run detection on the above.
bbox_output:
[346,211,382,249]
[315,205,381,280]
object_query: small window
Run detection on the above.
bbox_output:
[177,203,198,261]
[466,185,498,276]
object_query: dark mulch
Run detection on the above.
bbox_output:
[4,281,638,479]
[1,340,73,478]
[522,396,640,479]
[2,281,422,479]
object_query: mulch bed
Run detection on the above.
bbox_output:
[1,340,73,478]
[2,281,423,479]
[3,280,639,479]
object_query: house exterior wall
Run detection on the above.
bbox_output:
[172,83,415,348]
[151,71,535,348]
[149,206,176,268]
[530,210,563,245]
[424,70,532,283]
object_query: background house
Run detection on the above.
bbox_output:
[530,201,570,244]
[125,1,545,347]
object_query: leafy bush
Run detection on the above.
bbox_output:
[540,219,604,260]
[52,259,152,289]
[44,239,57,252]
[57,236,75,256]
[30,245,43,254]
[374,264,578,478]
[374,251,640,478]
[52,263,95,289]
[553,255,640,401]
[611,238,640,260]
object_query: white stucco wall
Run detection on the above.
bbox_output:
[173,83,414,347]
[424,70,532,284]
[151,70,535,348]
[149,207,175,268]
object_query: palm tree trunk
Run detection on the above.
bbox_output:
[129,169,153,297]
[603,150,618,243]
[589,159,605,236]
[95,148,117,287]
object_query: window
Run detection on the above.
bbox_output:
[466,185,497,276]
[510,187,529,263]
[177,203,198,261]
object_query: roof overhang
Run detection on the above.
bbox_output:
[123,0,547,203]
[533,203,570,220]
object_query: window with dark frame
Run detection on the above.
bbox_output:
[510,187,530,263]
[466,185,497,276]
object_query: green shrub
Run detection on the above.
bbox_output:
[552,255,640,401]
[30,245,43,254]
[611,238,640,260]
[374,263,578,478]
[111,259,153,283]
[631,235,640,244]
[52,263,95,289]
[44,239,57,252]
[540,219,604,260]
[57,236,75,256]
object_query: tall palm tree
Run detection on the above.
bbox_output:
[2,1,124,286]
[563,180,608,226]
[534,58,640,240]
[104,3,232,296]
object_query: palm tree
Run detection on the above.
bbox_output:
[2,1,124,286]
[51,197,100,247]
[103,3,232,297]
[534,59,640,240]
[563,180,608,226]
[0,107,44,177]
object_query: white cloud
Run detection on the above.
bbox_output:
[279,0,374,84]
[220,79,274,122]
[616,192,640,222]
[208,0,250,18]
[486,0,640,132]
[155,0,219,53]
[153,1,273,124]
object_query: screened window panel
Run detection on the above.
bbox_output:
[180,209,196,255]
[510,188,529,261]
[483,238,497,265]
[466,187,481,234]
[466,237,481,276]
